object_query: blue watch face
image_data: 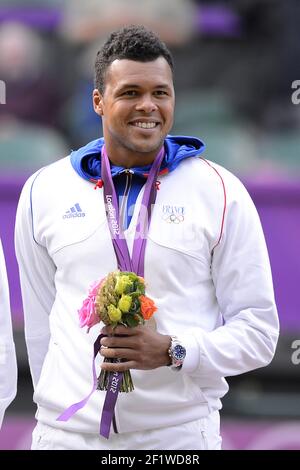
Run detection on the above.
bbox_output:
[173,344,186,360]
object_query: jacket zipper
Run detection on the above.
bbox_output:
[119,170,133,230]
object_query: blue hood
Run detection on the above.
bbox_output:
[70,135,205,182]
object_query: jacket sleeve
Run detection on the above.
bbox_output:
[0,239,17,428]
[15,175,56,388]
[181,174,279,380]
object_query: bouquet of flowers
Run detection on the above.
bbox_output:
[78,271,157,392]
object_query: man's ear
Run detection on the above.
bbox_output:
[93,89,104,116]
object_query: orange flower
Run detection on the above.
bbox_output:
[140,295,157,320]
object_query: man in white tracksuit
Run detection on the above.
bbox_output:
[15,25,279,450]
[0,239,17,428]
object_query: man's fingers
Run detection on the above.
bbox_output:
[100,335,136,349]
[100,346,135,360]
[100,357,136,372]
[101,325,141,336]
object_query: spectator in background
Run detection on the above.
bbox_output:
[196,0,298,130]
[0,239,17,428]
[0,21,62,128]
[61,0,196,45]
[0,21,69,173]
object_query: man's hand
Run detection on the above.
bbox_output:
[100,325,171,372]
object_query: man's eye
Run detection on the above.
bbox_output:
[154,90,168,96]
[123,90,137,96]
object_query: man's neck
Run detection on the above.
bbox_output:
[104,144,163,169]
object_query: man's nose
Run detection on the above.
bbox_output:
[135,94,157,113]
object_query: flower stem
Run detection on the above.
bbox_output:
[97,358,134,392]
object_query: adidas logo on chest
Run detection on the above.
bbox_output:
[62,203,86,219]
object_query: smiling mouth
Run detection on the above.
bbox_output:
[129,121,160,129]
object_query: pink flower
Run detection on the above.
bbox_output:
[88,279,103,297]
[78,279,103,332]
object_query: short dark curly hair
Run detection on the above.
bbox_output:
[94,25,174,94]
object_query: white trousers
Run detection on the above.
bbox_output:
[32,411,222,450]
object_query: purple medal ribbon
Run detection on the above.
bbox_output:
[57,334,104,422]
[57,145,165,438]
[98,146,164,437]
[101,145,165,277]
[57,333,124,437]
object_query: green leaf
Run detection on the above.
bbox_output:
[123,314,139,328]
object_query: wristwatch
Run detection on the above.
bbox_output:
[167,336,186,370]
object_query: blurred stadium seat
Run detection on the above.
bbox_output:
[172,90,258,174]
[259,131,300,171]
[0,121,69,173]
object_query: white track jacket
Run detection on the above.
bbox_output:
[15,151,279,434]
[0,239,17,428]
